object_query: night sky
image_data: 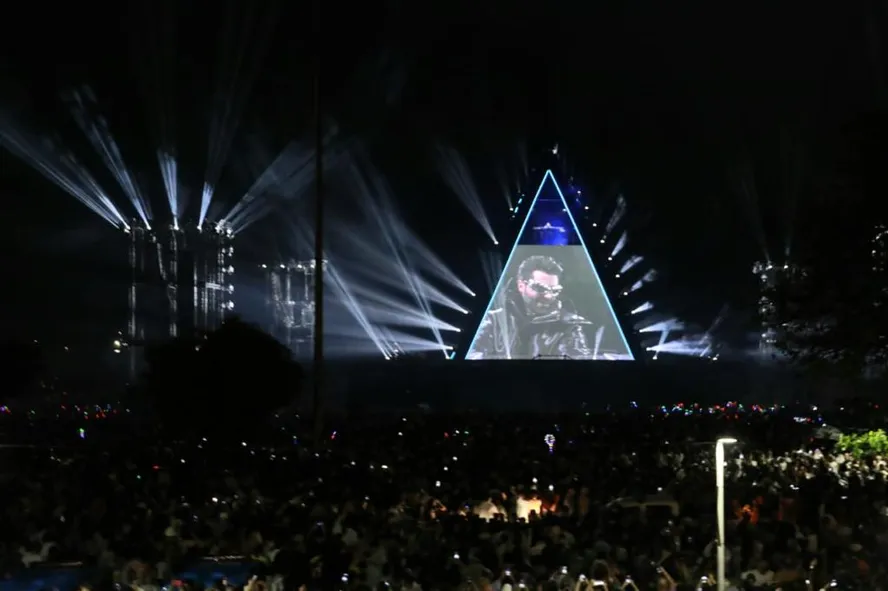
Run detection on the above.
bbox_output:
[1,1,886,365]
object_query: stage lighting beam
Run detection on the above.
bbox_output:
[0,126,129,229]
[66,88,152,225]
[436,143,498,247]
[157,150,180,222]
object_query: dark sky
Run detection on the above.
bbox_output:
[1,0,886,361]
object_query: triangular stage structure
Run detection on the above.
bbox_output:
[465,170,635,360]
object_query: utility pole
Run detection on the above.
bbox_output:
[311,65,325,442]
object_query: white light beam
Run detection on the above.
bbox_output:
[435,143,498,246]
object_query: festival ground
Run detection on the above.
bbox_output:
[313,357,855,412]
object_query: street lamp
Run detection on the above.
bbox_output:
[715,437,737,591]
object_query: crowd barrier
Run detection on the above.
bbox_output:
[0,557,260,591]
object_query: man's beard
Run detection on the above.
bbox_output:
[524,295,560,316]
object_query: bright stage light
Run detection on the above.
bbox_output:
[157,150,180,220]
[631,302,653,315]
[223,142,310,230]
[0,122,129,229]
[639,319,684,334]
[646,340,711,356]
[281,174,470,360]
[385,218,475,297]
[7,85,312,240]
[620,255,643,274]
[345,157,470,356]
[627,269,658,294]
[341,283,465,333]
[198,182,215,230]
[436,143,498,248]
[65,87,152,226]
[641,314,720,358]
[378,329,452,356]
[200,5,277,229]
[222,137,353,234]
[341,238,469,315]
[465,170,634,360]
[610,232,627,257]
[607,196,626,234]
[279,218,393,358]
[325,264,392,357]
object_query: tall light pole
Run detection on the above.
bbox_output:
[311,35,325,442]
[715,437,737,591]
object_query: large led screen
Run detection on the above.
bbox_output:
[465,170,634,360]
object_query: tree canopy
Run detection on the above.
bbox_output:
[769,113,888,376]
[143,318,303,438]
[837,430,888,458]
[769,233,888,375]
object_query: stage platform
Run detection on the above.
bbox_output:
[314,356,805,412]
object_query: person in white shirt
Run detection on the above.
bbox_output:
[740,561,775,587]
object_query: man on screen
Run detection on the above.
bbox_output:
[467,255,595,359]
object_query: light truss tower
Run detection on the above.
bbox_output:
[875,224,887,308]
[264,259,325,358]
[465,169,635,360]
[752,260,804,357]
[189,223,234,334]
[123,220,235,378]
[874,224,887,275]
[126,219,158,377]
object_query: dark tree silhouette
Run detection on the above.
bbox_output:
[770,113,888,376]
[0,340,44,402]
[143,318,303,437]
[770,230,888,375]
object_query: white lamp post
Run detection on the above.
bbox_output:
[715,437,737,591]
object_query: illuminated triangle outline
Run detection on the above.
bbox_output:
[464,169,635,360]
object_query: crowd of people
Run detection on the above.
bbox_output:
[0,403,886,591]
